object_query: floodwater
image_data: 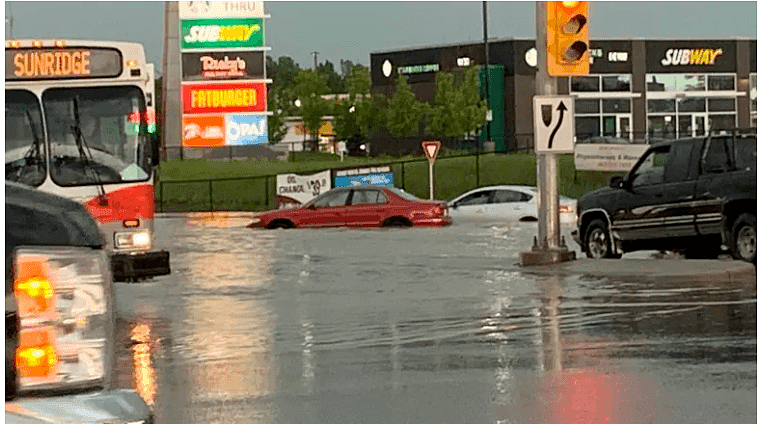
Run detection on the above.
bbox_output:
[112,214,756,424]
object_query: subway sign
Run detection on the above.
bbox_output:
[180,18,264,50]
[182,82,267,114]
[182,51,265,81]
[6,48,122,80]
[661,48,724,66]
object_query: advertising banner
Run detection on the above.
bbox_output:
[182,81,267,114]
[179,1,266,19]
[276,170,332,208]
[225,114,268,145]
[182,51,265,81]
[574,144,649,171]
[182,114,226,147]
[334,172,395,188]
[180,18,264,50]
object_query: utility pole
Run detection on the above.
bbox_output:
[7,3,14,38]
[518,1,575,266]
[482,1,491,151]
[311,51,319,70]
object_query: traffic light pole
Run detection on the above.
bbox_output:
[519,1,576,266]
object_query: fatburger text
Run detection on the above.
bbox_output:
[190,88,258,109]
[13,51,91,77]
[661,48,723,66]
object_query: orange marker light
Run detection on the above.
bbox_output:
[123,219,140,228]
[126,59,138,68]
[16,328,59,379]
[32,40,43,48]
[8,40,21,48]
[54,40,66,48]
[14,256,55,316]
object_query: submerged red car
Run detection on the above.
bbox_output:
[247,185,451,229]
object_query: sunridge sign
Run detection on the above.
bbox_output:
[6,48,122,80]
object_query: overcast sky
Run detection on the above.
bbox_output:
[5,1,758,70]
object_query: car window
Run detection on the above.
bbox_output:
[312,190,350,208]
[493,190,531,203]
[734,137,756,170]
[456,190,492,206]
[387,187,421,201]
[351,189,387,205]
[632,147,668,187]
[703,137,733,173]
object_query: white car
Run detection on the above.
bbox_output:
[447,185,577,224]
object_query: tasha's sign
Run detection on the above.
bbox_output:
[182,51,265,81]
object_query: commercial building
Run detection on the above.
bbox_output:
[370,38,756,151]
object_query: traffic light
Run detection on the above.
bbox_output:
[546,1,589,76]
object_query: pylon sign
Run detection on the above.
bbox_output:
[422,140,441,164]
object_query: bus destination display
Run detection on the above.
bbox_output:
[6,48,123,80]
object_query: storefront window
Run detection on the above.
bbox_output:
[708,75,735,91]
[648,99,676,113]
[750,73,756,127]
[602,99,631,113]
[602,75,631,92]
[647,74,706,92]
[575,116,600,140]
[678,98,706,113]
[708,98,736,112]
[575,99,599,113]
[571,76,599,92]
[648,115,676,140]
[708,114,736,131]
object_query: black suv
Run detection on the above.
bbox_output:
[573,130,756,262]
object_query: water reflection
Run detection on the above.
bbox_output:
[131,322,158,406]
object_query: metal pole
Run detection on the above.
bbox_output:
[208,180,213,212]
[475,151,480,188]
[535,1,561,250]
[264,175,269,209]
[401,162,406,190]
[429,163,434,200]
[482,1,491,148]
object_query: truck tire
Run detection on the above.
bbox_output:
[584,219,621,259]
[731,213,756,263]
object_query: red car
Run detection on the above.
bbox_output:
[247,185,451,229]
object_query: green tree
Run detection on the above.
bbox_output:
[267,86,290,144]
[386,74,426,137]
[267,55,300,93]
[332,99,360,141]
[316,60,344,94]
[294,68,330,144]
[427,65,487,138]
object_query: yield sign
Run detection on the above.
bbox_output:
[422,140,441,164]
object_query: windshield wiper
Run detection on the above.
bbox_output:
[71,97,108,204]
[9,110,45,181]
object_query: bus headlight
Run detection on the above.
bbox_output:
[13,247,113,393]
[114,231,151,249]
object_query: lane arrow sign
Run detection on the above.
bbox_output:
[548,101,568,149]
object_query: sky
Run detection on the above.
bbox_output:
[4,1,758,71]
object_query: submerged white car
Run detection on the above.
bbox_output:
[447,185,577,224]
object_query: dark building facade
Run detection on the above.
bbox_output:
[370,38,756,152]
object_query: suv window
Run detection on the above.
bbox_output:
[351,189,387,205]
[312,190,350,207]
[456,190,492,206]
[734,138,756,170]
[703,137,732,173]
[632,147,669,186]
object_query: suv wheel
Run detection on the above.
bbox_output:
[732,213,756,263]
[584,219,621,259]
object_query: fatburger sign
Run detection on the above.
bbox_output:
[182,51,265,81]
[182,82,267,114]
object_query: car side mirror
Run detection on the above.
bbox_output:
[609,175,624,189]
[451,203,459,209]
[306,204,317,210]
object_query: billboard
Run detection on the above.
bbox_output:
[182,114,226,147]
[333,166,394,188]
[182,81,267,114]
[225,114,268,145]
[276,170,332,208]
[182,113,268,147]
[180,18,264,50]
[182,51,265,81]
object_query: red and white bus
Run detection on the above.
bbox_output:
[5,39,169,281]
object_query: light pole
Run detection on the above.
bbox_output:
[482,1,491,151]
[311,51,319,70]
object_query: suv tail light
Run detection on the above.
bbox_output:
[12,247,113,394]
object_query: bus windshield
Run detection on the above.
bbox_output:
[42,86,152,187]
[6,90,46,187]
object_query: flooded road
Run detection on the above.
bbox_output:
[113,214,756,424]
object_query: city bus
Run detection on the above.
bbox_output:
[5,39,169,281]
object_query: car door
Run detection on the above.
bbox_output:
[612,142,697,241]
[300,189,351,227]
[345,188,390,227]
[485,189,534,220]
[449,189,494,220]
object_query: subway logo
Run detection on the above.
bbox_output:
[181,18,264,48]
[184,25,260,43]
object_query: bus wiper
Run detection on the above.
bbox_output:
[10,110,44,181]
[71,97,108,204]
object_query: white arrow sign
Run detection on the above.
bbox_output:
[533,95,574,154]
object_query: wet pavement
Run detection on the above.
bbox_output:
[112,214,757,423]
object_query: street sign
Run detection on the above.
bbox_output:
[422,140,441,164]
[533,95,574,153]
